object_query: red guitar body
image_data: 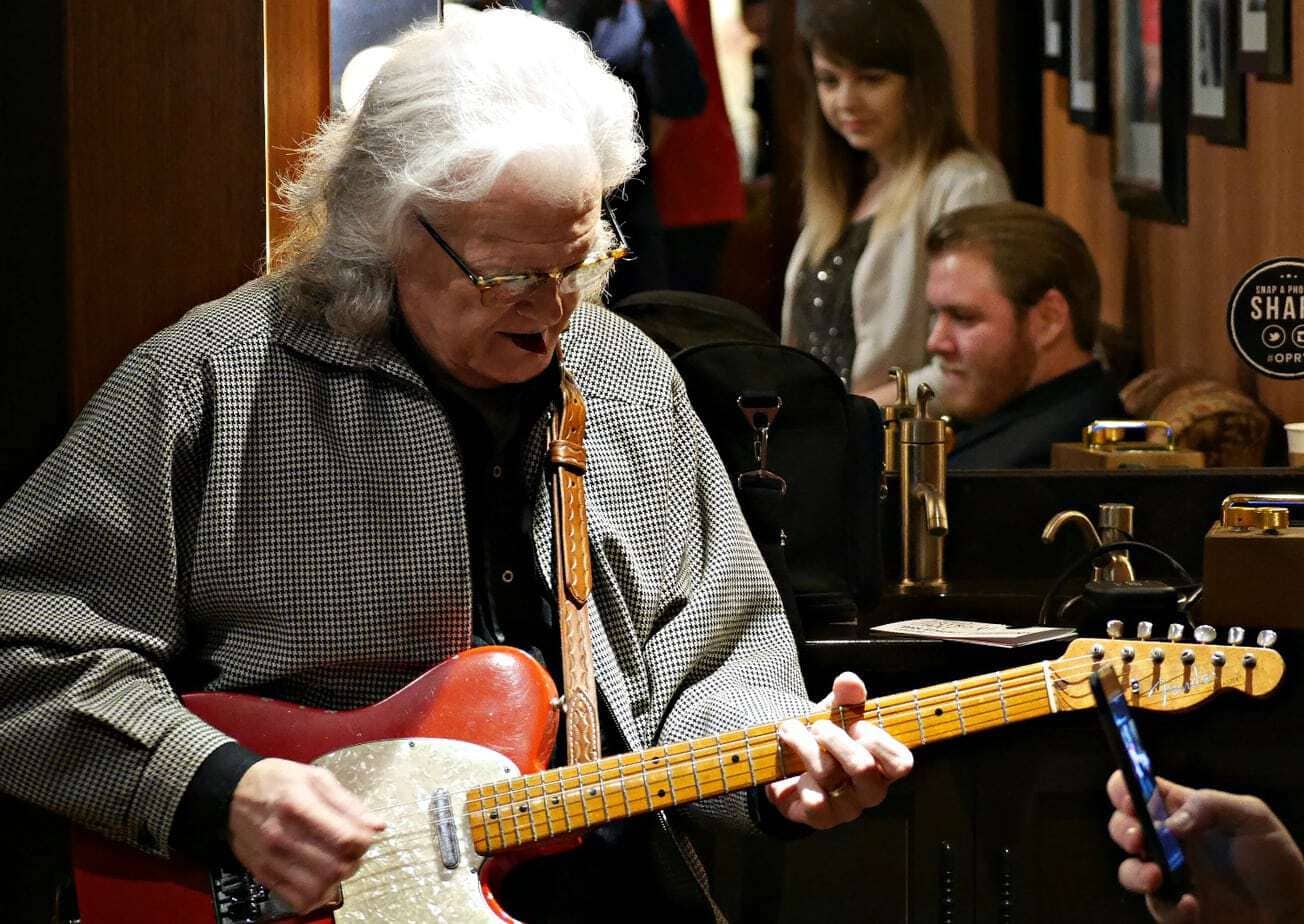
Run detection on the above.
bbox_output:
[70,647,563,923]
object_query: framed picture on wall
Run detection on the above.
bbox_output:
[1190,0,1247,145]
[1237,0,1290,80]
[1111,0,1189,223]
[1044,0,1071,74]
[1069,0,1110,130]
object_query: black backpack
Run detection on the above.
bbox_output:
[610,290,885,636]
[672,342,885,636]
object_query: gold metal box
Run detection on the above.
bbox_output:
[1051,419,1205,470]
[1201,494,1304,628]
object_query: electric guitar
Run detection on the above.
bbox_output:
[70,634,1284,923]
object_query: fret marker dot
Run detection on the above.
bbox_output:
[934,708,943,716]
[731,755,740,763]
[551,797,560,805]
[658,789,666,798]
[589,788,597,796]
[490,812,498,819]
[518,805,528,813]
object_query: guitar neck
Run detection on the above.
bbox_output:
[468,660,1060,853]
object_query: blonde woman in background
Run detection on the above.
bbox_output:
[783,0,1010,403]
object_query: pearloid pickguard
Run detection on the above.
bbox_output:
[315,738,520,923]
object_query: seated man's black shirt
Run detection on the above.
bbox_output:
[948,360,1124,470]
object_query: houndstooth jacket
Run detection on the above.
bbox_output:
[0,276,811,865]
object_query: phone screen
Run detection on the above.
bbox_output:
[1091,666,1188,896]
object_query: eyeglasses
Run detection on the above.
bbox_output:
[415,201,631,308]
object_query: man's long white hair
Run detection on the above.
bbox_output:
[275,7,643,335]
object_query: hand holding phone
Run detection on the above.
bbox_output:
[1105,772,1304,923]
[1090,665,1190,903]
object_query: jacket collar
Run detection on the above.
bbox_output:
[272,306,427,392]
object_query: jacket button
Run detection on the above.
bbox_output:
[501,570,514,584]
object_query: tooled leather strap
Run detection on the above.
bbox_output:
[549,370,600,764]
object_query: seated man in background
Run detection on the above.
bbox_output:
[923,202,1125,469]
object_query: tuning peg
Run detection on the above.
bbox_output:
[1137,621,1153,641]
[1257,629,1278,649]
[1106,619,1123,639]
[1227,626,1245,646]
[1194,625,1215,644]
[1167,623,1185,642]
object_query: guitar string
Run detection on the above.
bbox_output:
[366,647,1165,819]
[354,641,1220,860]
[353,651,1183,861]
[352,648,1211,826]
[354,684,1054,855]
[348,695,1035,871]
[355,665,1066,821]
[356,650,1239,870]
[350,683,1083,875]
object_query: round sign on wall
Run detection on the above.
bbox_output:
[1227,258,1304,380]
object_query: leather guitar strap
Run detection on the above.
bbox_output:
[549,369,601,765]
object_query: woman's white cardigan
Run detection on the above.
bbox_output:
[782,149,1011,399]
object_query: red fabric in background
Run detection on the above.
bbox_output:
[653,0,746,228]
[1141,0,1161,46]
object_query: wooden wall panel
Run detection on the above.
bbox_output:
[1041,72,1129,333]
[1043,26,1304,424]
[2,3,69,497]
[923,0,1000,155]
[762,0,805,330]
[265,0,331,259]
[64,2,266,411]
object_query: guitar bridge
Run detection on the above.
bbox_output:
[210,863,342,924]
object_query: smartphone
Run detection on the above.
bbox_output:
[1090,665,1190,902]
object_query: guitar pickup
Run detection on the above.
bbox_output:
[432,788,461,870]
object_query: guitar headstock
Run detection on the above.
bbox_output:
[1051,622,1284,714]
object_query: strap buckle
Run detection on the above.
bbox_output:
[736,391,786,495]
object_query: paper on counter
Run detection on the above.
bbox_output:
[869,618,1077,648]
